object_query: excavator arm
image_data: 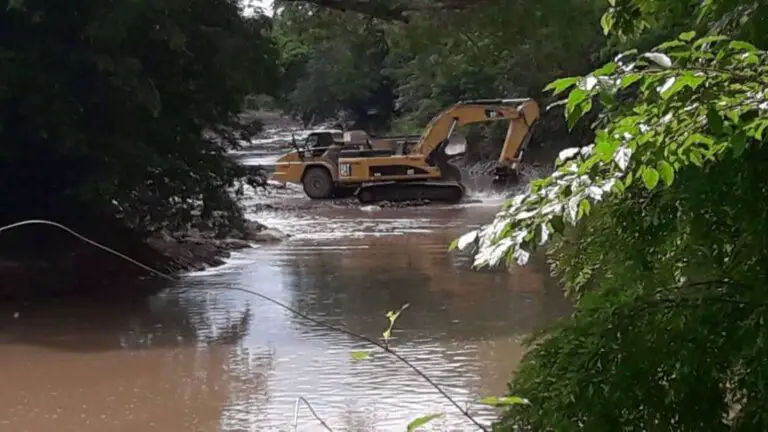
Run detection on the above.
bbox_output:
[408,98,540,181]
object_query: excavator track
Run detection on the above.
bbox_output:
[355,181,465,204]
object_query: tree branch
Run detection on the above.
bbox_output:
[277,0,487,22]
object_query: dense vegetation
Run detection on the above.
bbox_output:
[449,0,768,430]
[0,0,278,258]
[271,0,608,163]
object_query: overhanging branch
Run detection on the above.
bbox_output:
[277,0,487,22]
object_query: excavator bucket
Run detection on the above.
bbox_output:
[491,170,520,192]
[444,132,467,156]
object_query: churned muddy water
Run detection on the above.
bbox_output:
[0,129,571,432]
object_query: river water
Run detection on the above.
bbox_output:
[0,125,571,431]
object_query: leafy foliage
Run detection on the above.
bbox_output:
[0,0,279,238]
[273,0,607,155]
[272,3,395,130]
[449,22,768,432]
[454,32,768,273]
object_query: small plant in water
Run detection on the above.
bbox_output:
[348,302,532,431]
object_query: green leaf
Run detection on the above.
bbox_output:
[685,133,714,147]
[726,109,741,124]
[544,77,579,95]
[642,167,660,190]
[656,40,685,50]
[678,31,696,41]
[657,161,674,187]
[598,90,615,108]
[600,9,615,35]
[594,132,619,161]
[550,216,565,235]
[592,62,617,77]
[730,132,747,157]
[624,171,634,187]
[707,107,723,134]
[479,396,531,406]
[407,413,445,431]
[755,121,768,140]
[578,199,591,218]
[565,88,591,130]
[729,40,757,52]
[659,76,683,99]
[690,150,704,166]
[620,74,643,89]
[693,35,728,48]
[350,351,370,361]
[566,88,588,116]
[741,53,759,65]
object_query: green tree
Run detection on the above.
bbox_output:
[0,0,279,242]
[450,1,768,430]
[274,0,608,165]
[272,2,395,131]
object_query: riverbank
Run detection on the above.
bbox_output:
[0,213,290,301]
[0,112,302,302]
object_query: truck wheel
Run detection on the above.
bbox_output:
[302,167,335,199]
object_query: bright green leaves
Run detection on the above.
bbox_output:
[406,413,444,431]
[600,8,615,35]
[729,40,758,53]
[453,32,768,273]
[657,161,674,187]
[566,87,590,130]
[642,166,660,190]
[350,351,370,361]
[592,62,618,77]
[595,132,619,162]
[620,73,643,89]
[679,31,696,42]
[479,395,531,407]
[578,199,592,218]
[544,77,579,95]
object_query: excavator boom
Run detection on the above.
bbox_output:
[408,98,540,182]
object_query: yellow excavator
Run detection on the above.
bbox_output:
[270,98,540,204]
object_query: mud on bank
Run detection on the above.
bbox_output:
[0,215,289,302]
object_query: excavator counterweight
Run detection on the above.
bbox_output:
[270,98,540,204]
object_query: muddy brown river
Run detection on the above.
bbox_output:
[0,131,571,431]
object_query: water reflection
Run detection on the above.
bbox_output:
[202,213,571,430]
[0,203,571,431]
[0,288,271,432]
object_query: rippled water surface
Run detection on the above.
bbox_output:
[0,134,571,432]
